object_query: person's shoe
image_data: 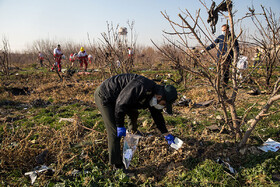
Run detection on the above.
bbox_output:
[113,163,125,170]
[113,163,129,173]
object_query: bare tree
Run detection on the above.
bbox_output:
[155,0,243,138]
[32,39,63,81]
[156,0,280,147]
[248,6,280,87]
[95,21,137,77]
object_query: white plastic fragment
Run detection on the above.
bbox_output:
[25,165,54,185]
[170,137,183,150]
[124,149,133,160]
[216,158,236,174]
[59,118,75,123]
[258,138,280,152]
[237,55,248,70]
[122,132,141,169]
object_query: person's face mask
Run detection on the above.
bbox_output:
[149,96,165,110]
[222,31,226,35]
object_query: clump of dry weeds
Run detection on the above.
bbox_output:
[0,115,106,178]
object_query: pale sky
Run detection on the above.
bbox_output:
[0,0,279,52]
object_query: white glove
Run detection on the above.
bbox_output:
[200,50,205,54]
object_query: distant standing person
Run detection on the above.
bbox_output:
[127,47,134,67]
[78,47,88,71]
[253,48,261,67]
[202,24,239,86]
[52,44,64,72]
[127,47,133,57]
[88,54,93,64]
[38,52,44,67]
[69,53,76,66]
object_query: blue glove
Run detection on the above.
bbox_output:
[117,127,126,137]
[165,134,175,145]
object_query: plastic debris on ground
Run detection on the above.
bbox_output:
[123,132,141,169]
[170,137,183,150]
[237,55,248,70]
[70,169,89,176]
[174,95,192,107]
[58,118,75,123]
[24,165,54,185]
[216,157,236,174]
[258,138,280,152]
[174,96,214,108]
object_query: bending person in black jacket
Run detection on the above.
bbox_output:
[94,74,178,170]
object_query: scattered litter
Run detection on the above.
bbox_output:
[78,72,91,75]
[237,55,248,70]
[216,157,236,174]
[193,100,214,108]
[239,147,247,155]
[9,142,18,148]
[25,165,54,185]
[59,118,75,123]
[216,115,222,120]
[247,88,261,95]
[175,97,192,106]
[123,132,141,169]
[71,169,80,176]
[258,138,280,152]
[61,68,67,73]
[206,124,220,131]
[170,137,183,150]
[175,97,214,108]
[70,169,89,176]
[94,139,103,144]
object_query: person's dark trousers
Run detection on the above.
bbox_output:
[94,86,122,166]
[40,60,43,67]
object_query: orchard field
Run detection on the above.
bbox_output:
[0,57,279,186]
[1,1,280,186]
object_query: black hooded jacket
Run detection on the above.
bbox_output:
[98,74,168,133]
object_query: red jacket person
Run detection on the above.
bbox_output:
[52,44,63,72]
